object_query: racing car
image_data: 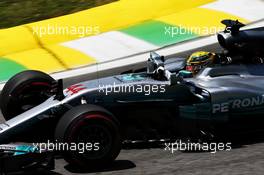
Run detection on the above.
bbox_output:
[0,19,263,170]
[0,52,264,169]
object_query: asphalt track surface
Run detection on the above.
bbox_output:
[2,43,264,175]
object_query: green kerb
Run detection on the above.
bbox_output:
[120,20,198,46]
[0,58,27,82]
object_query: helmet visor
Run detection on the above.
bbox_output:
[186,65,202,74]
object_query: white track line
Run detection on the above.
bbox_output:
[62,31,157,62]
[202,0,264,21]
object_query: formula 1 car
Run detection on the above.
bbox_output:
[0,52,264,169]
[0,19,264,170]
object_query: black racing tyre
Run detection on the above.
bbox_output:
[252,56,264,64]
[0,70,55,120]
[55,104,121,169]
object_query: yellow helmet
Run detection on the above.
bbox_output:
[186,51,216,74]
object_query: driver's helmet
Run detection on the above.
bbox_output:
[186,51,216,74]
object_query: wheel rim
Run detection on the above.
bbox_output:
[67,114,113,161]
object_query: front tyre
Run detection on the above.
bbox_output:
[0,70,55,120]
[55,105,121,168]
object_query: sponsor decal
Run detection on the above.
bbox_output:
[66,84,86,95]
[212,95,264,113]
[121,74,145,81]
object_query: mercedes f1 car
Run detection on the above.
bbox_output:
[0,19,263,170]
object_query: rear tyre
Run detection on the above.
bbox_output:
[55,105,121,169]
[252,56,264,64]
[0,70,55,120]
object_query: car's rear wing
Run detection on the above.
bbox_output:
[221,19,245,35]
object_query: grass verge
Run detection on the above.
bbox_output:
[0,0,116,28]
